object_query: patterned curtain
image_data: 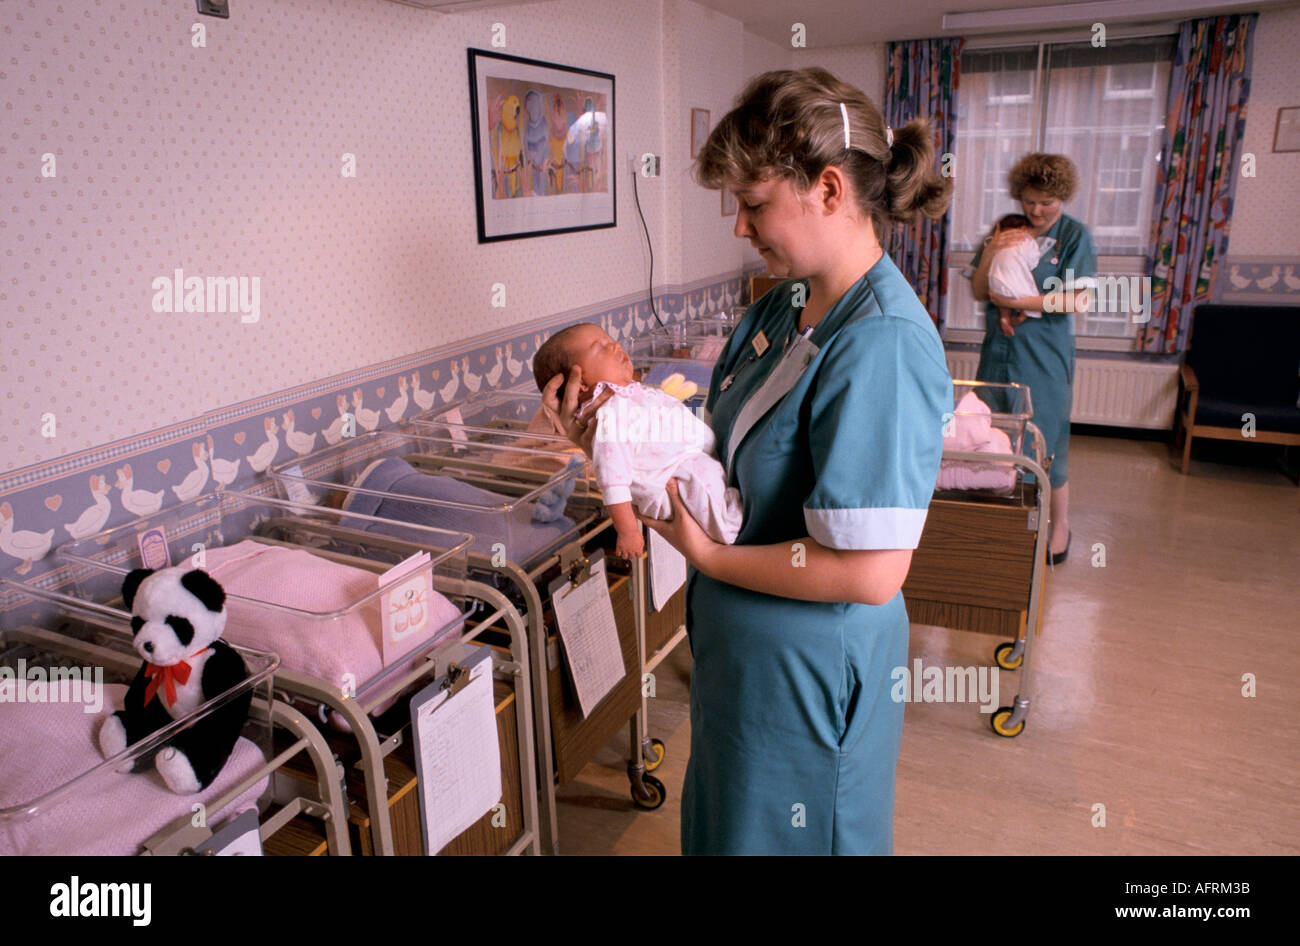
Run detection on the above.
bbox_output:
[1141,14,1256,353]
[885,37,964,332]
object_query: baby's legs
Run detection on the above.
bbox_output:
[634,452,742,544]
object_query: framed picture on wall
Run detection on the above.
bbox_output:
[691,108,710,159]
[1274,106,1300,153]
[468,49,615,242]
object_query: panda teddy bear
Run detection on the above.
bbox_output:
[98,566,252,794]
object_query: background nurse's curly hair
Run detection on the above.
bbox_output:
[1008,153,1079,202]
[692,68,951,240]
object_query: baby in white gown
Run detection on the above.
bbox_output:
[533,323,743,558]
[987,213,1043,330]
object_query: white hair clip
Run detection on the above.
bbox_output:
[841,101,894,153]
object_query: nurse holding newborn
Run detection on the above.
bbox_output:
[967,153,1098,563]
[532,322,742,560]
[543,68,952,855]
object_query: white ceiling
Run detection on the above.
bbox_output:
[692,0,1297,46]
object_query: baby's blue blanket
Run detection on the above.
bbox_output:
[342,456,579,566]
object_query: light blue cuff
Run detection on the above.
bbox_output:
[804,506,929,550]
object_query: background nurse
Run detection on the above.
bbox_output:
[969,153,1097,562]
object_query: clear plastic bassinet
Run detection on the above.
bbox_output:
[0,580,277,856]
[268,429,596,572]
[937,380,1037,497]
[56,490,472,710]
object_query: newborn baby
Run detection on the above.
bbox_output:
[533,323,742,559]
[986,213,1043,334]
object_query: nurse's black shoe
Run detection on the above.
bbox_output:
[1048,531,1071,565]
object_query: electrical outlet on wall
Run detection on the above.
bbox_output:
[628,153,662,177]
[196,0,231,17]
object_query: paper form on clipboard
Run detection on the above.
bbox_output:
[549,552,626,717]
[647,527,686,612]
[409,646,501,855]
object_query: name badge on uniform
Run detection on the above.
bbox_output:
[751,331,770,357]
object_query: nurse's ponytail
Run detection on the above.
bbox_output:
[693,68,951,241]
[880,118,952,231]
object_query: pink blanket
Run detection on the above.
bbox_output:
[0,684,266,856]
[937,391,1017,492]
[204,540,463,703]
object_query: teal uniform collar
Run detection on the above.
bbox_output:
[722,252,896,478]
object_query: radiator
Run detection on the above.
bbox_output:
[945,351,1178,430]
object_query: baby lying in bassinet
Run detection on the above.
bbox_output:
[326,454,583,565]
[533,323,742,559]
[203,539,463,718]
[936,391,1017,492]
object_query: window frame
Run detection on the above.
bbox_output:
[946,23,1180,350]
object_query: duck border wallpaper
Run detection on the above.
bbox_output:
[0,273,757,611]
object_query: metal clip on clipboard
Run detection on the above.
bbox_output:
[558,543,595,590]
[441,662,472,697]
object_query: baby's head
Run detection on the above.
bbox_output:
[533,323,634,403]
[995,213,1034,235]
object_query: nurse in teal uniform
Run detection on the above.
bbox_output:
[543,69,953,854]
[968,153,1097,563]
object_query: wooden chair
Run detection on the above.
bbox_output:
[1173,304,1300,475]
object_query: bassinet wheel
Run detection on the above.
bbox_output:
[990,706,1025,738]
[994,642,1023,670]
[643,737,666,772]
[631,774,667,810]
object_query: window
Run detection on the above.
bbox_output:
[948,36,1176,340]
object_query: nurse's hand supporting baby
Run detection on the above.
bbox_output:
[541,365,643,558]
[639,481,914,607]
[540,365,614,459]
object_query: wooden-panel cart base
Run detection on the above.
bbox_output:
[902,441,1053,737]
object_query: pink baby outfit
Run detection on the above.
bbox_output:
[936,391,1017,492]
[581,381,742,544]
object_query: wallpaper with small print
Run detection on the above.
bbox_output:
[0,0,776,595]
[3,0,1296,599]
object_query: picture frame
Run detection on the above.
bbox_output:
[691,108,710,160]
[721,188,737,216]
[467,49,615,243]
[1273,106,1300,154]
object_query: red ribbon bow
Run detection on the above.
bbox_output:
[143,648,208,708]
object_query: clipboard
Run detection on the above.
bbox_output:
[193,808,262,856]
[647,528,686,612]
[548,549,626,717]
[408,646,501,856]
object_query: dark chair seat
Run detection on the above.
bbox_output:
[1195,396,1300,434]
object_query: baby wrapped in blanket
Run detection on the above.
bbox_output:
[532,323,742,559]
[937,390,1017,492]
[339,454,583,564]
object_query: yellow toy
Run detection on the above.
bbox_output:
[658,372,698,401]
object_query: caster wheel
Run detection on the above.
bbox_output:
[643,737,666,772]
[990,706,1025,738]
[631,774,667,810]
[994,642,1023,670]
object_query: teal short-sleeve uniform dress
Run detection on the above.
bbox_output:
[970,213,1097,487]
[681,253,951,855]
